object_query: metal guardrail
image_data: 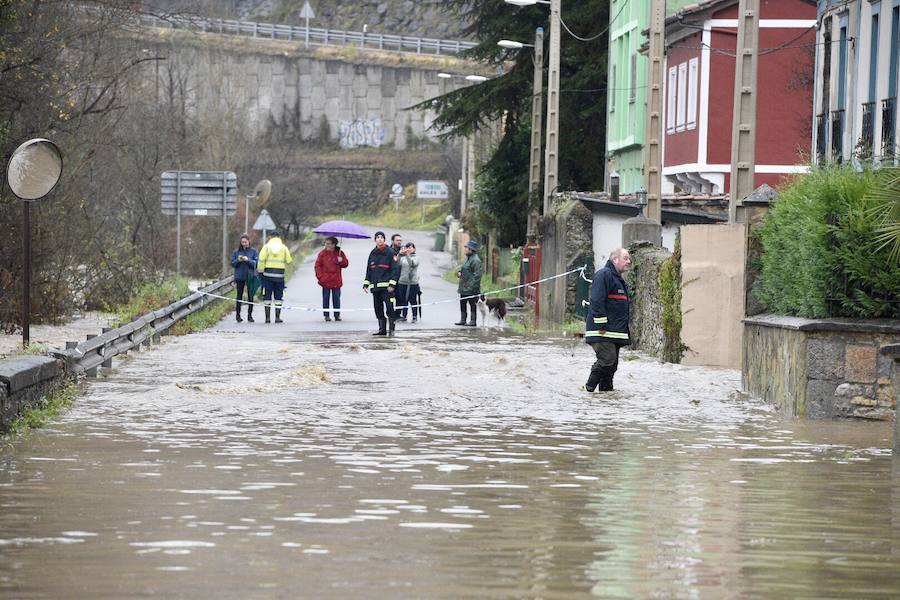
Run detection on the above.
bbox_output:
[140,14,477,57]
[50,277,234,376]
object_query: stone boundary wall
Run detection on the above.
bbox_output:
[626,243,673,358]
[539,199,594,324]
[743,315,900,420]
[0,356,71,433]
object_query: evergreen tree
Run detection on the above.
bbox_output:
[416,0,610,244]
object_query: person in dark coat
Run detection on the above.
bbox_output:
[363,231,399,336]
[584,248,632,392]
[455,240,482,326]
[230,234,259,322]
[314,236,349,322]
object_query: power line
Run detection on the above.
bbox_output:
[559,0,627,43]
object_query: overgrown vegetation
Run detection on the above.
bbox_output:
[756,165,900,318]
[3,381,79,440]
[659,244,686,363]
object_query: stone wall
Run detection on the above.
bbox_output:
[141,28,472,150]
[743,315,899,420]
[538,198,593,324]
[626,242,673,357]
[0,356,70,433]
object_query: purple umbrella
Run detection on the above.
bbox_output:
[313,220,370,239]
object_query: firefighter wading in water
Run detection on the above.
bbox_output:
[584,247,632,392]
[363,231,400,336]
[256,229,293,323]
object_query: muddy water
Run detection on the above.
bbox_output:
[1,330,899,599]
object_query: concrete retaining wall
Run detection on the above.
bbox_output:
[0,356,70,433]
[743,315,899,420]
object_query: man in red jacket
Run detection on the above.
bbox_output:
[314,236,349,321]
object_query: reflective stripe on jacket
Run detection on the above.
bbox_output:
[364,245,397,289]
[585,259,631,345]
[257,237,293,280]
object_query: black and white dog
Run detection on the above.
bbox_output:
[476,294,507,326]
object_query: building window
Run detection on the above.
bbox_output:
[667,66,677,133]
[687,58,699,129]
[610,64,616,113]
[676,62,687,130]
[869,12,880,104]
[629,53,637,104]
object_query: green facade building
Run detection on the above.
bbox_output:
[606,0,694,194]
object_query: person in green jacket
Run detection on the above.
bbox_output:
[455,240,483,327]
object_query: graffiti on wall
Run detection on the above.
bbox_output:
[338,117,385,149]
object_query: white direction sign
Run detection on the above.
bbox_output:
[416,180,449,200]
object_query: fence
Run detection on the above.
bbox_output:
[139,14,477,57]
[50,277,234,377]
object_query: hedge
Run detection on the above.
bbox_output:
[756,165,900,319]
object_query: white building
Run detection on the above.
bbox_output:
[814,0,900,165]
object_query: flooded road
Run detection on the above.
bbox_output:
[2,233,899,598]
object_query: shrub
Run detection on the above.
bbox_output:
[757,165,900,319]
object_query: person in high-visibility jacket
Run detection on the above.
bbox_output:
[363,231,400,336]
[584,247,632,392]
[256,230,293,323]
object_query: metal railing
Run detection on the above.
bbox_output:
[51,277,234,376]
[883,97,897,160]
[815,113,828,163]
[139,14,477,57]
[860,101,875,157]
[830,109,845,163]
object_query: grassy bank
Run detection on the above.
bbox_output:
[320,197,451,232]
[2,380,79,441]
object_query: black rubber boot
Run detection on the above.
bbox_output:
[334,314,341,321]
[275,309,283,323]
[466,316,477,327]
[585,371,601,392]
[388,319,396,336]
[247,307,254,322]
[236,304,243,322]
[324,313,331,322]
[264,307,271,323]
[454,312,467,326]
[598,376,614,392]
[372,319,387,336]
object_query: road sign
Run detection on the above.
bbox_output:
[161,171,237,216]
[253,209,278,245]
[160,170,238,277]
[416,180,449,200]
[299,0,315,19]
[391,183,403,195]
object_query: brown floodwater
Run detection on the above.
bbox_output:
[1,329,898,599]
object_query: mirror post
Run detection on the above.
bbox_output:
[22,201,31,347]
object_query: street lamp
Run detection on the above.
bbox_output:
[635,186,648,216]
[505,0,560,216]
[497,30,545,242]
[5,139,63,348]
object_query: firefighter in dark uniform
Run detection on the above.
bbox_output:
[363,231,400,336]
[584,248,632,391]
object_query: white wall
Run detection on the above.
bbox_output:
[592,212,678,267]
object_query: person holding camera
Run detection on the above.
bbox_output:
[230,234,259,323]
[396,242,420,323]
[314,236,349,322]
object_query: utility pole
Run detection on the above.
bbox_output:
[644,0,665,224]
[527,27,544,242]
[729,0,760,222]
[542,0,561,215]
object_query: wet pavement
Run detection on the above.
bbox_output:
[2,231,900,598]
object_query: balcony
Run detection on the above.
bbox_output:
[831,109,845,162]
[816,113,828,164]
[883,97,896,159]
[860,101,875,158]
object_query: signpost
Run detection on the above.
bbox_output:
[390,182,405,210]
[161,171,238,277]
[299,0,315,48]
[416,180,448,223]
[253,209,278,245]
